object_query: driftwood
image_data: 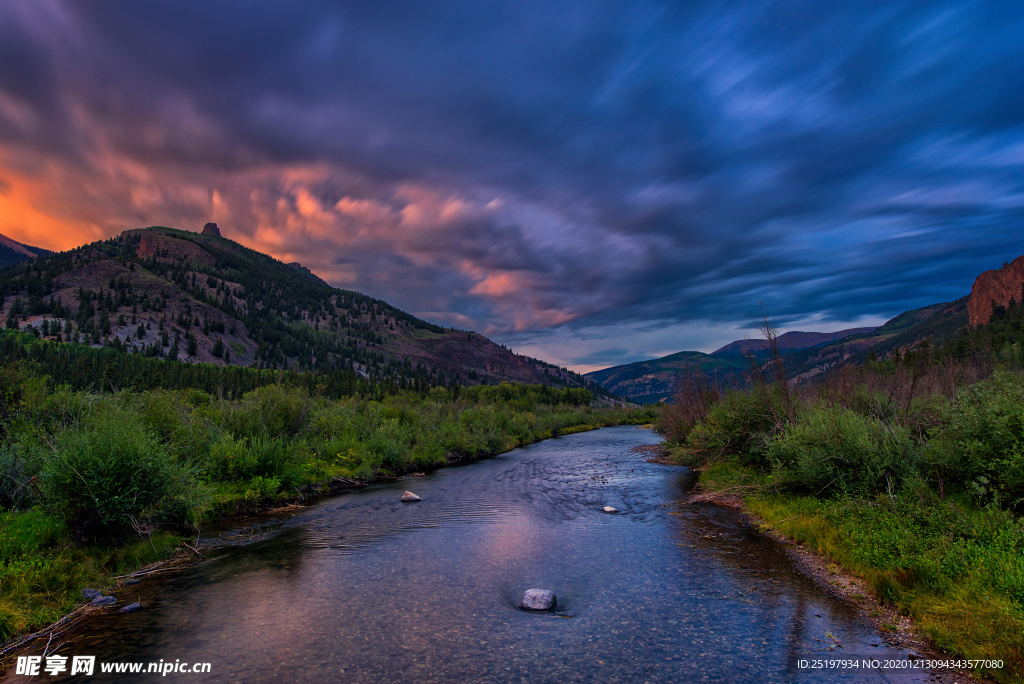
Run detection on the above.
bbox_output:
[0,604,99,661]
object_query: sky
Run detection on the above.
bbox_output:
[2,1,1024,372]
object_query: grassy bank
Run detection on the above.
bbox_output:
[0,374,656,642]
[695,460,1023,682]
[662,354,1024,683]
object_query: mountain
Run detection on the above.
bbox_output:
[0,232,50,267]
[712,327,878,356]
[587,304,967,402]
[785,298,968,383]
[0,225,604,394]
[585,351,748,404]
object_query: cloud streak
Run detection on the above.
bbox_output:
[2,0,1024,369]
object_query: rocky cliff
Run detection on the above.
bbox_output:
[968,255,1024,326]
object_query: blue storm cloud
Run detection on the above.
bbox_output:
[2,0,1024,368]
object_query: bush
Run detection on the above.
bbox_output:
[37,412,208,540]
[684,391,778,468]
[363,419,410,474]
[768,405,918,497]
[924,370,1024,506]
[222,385,312,440]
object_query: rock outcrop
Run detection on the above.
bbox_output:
[968,255,1024,327]
[202,222,221,237]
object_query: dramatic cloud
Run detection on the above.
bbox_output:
[2,0,1024,370]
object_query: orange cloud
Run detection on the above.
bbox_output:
[469,272,524,297]
[0,171,107,251]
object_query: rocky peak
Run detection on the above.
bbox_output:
[201,222,221,238]
[968,254,1024,326]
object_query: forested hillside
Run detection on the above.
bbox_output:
[0,226,604,396]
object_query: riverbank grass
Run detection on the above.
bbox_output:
[698,459,1024,683]
[0,509,182,641]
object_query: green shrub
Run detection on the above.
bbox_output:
[685,391,778,468]
[37,412,208,540]
[768,405,918,497]
[364,419,409,473]
[924,370,1024,507]
[223,385,312,439]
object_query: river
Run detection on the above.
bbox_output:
[5,426,930,682]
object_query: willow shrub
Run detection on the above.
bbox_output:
[924,370,1024,507]
[768,405,918,497]
[683,391,778,468]
[37,411,208,540]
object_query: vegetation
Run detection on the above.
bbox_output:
[658,303,1024,682]
[0,360,655,642]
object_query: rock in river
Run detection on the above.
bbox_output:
[401,491,421,502]
[519,589,557,611]
[90,596,117,607]
[602,506,618,513]
[82,588,103,600]
[119,602,142,614]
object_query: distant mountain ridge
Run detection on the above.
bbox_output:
[712,327,879,356]
[0,225,605,395]
[586,301,970,402]
[0,232,49,267]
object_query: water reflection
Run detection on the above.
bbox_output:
[5,427,928,682]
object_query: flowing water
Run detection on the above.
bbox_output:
[5,427,931,682]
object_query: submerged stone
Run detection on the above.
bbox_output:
[90,596,117,607]
[519,589,557,611]
[119,602,142,614]
[401,491,421,502]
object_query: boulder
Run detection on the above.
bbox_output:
[82,588,103,600]
[201,222,221,238]
[90,596,117,607]
[119,602,142,614]
[602,506,618,513]
[401,491,421,502]
[519,588,557,611]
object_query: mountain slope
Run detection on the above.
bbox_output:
[712,327,878,356]
[785,298,968,383]
[585,351,748,403]
[0,225,603,394]
[0,232,50,267]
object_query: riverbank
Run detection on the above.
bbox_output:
[0,388,656,652]
[689,458,1020,684]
